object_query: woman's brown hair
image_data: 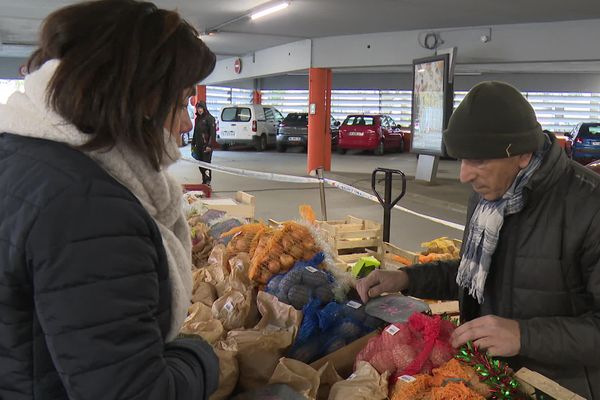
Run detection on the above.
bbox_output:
[28,0,216,170]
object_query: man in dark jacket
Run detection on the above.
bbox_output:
[357,81,600,398]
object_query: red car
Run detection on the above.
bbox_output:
[337,114,404,155]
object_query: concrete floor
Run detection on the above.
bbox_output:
[169,145,472,252]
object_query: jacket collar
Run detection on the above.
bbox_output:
[525,133,568,195]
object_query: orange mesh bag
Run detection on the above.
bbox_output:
[430,381,484,400]
[390,374,432,400]
[431,359,490,398]
[249,222,321,284]
[223,223,268,256]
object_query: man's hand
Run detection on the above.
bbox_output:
[355,269,409,304]
[450,315,521,357]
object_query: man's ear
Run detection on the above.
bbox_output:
[518,153,533,169]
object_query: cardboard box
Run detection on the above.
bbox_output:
[310,331,377,379]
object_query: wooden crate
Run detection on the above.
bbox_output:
[317,215,382,257]
[516,368,586,400]
[196,191,255,220]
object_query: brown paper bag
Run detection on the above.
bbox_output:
[327,361,389,400]
[227,292,303,391]
[209,340,239,400]
[269,358,321,400]
[192,281,218,307]
[212,288,256,331]
[254,291,303,331]
[316,362,342,400]
[181,303,224,345]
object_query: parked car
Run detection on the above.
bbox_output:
[586,159,600,175]
[337,114,404,155]
[216,104,283,151]
[566,122,600,164]
[276,113,341,152]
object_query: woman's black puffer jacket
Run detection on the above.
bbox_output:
[0,133,219,400]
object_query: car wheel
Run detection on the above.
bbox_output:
[375,141,385,156]
[276,143,286,152]
[255,135,267,152]
[337,148,347,155]
[221,143,230,151]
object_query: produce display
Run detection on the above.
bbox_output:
[418,237,460,263]
[179,198,561,400]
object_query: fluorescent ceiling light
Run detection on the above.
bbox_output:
[251,2,289,20]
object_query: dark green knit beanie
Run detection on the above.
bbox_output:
[443,81,545,159]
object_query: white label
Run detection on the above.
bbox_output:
[348,373,357,381]
[305,266,318,273]
[346,301,362,309]
[398,375,416,383]
[385,325,400,336]
[224,301,234,313]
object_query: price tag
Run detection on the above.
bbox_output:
[305,266,318,273]
[385,325,400,336]
[224,301,234,313]
[398,375,416,383]
[348,373,357,381]
[346,300,362,309]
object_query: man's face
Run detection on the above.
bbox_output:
[459,154,533,201]
[196,106,204,115]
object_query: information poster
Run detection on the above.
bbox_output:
[411,55,449,156]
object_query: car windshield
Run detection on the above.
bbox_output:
[221,107,251,122]
[343,116,375,126]
[579,124,600,138]
[283,113,308,127]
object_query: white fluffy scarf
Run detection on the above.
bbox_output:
[0,60,192,342]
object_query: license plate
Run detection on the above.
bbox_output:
[220,130,235,137]
[348,131,364,136]
[593,141,600,146]
[288,137,302,142]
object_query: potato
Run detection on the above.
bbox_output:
[280,253,295,269]
[268,259,282,274]
[289,244,304,259]
[303,250,317,260]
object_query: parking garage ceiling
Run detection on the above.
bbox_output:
[1,0,600,71]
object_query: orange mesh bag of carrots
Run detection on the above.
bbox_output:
[430,381,484,400]
[248,222,321,284]
[431,359,489,398]
[390,375,432,400]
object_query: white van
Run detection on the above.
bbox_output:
[217,104,284,151]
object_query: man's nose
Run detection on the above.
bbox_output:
[459,161,476,183]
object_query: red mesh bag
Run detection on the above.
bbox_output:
[355,313,457,379]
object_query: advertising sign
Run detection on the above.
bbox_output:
[410,54,450,156]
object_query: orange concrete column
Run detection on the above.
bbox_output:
[252,90,262,104]
[195,84,207,104]
[307,68,332,173]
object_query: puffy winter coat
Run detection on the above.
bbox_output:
[0,133,219,399]
[405,136,600,399]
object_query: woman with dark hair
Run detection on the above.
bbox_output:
[0,1,219,399]
[192,100,216,185]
